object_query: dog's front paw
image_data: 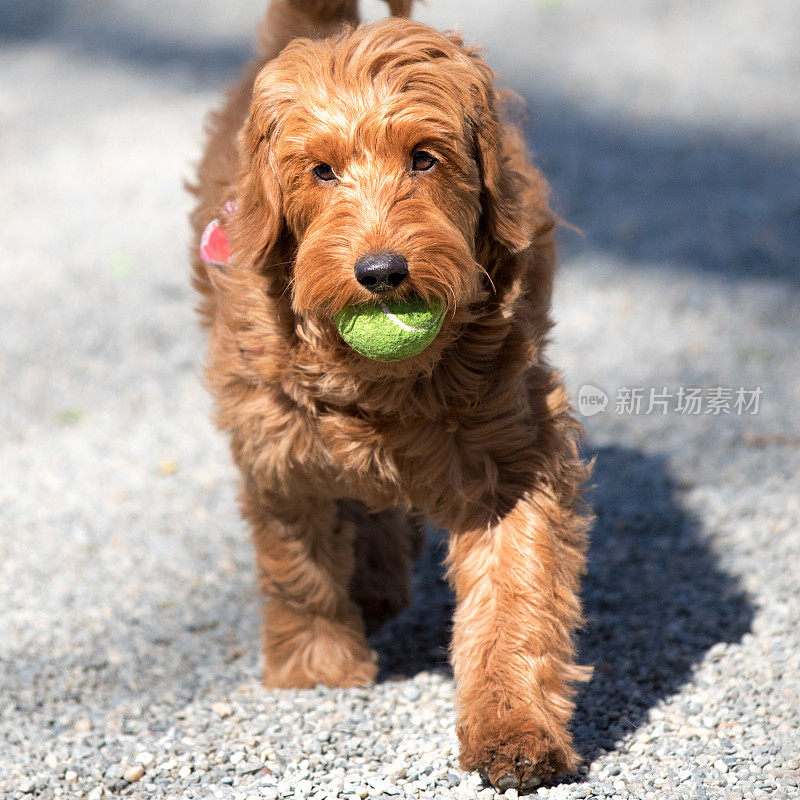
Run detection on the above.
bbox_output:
[458,723,579,792]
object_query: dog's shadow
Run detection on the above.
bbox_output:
[372,445,754,763]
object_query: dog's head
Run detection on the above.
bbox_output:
[229,19,532,360]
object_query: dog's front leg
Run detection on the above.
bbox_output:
[447,491,590,790]
[241,484,377,689]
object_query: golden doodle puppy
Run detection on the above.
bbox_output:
[190,0,592,790]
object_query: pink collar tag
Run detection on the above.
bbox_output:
[200,201,237,267]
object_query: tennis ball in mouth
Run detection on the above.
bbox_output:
[334,295,445,361]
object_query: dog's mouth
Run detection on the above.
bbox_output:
[332,293,446,362]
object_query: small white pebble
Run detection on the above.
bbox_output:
[211,702,233,718]
[230,751,245,765]
[385,761,405,778]
[135,752,155,767]
[64,770,78,783]
[457,781,476,799]
[123,765,144,783]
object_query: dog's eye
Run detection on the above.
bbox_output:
[313,163,336,182]
[411,150,436,172]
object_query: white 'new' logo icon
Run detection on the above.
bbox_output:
[578,385,608,417]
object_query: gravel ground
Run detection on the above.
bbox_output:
[1,1,799,799]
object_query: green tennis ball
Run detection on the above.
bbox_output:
[334,295,445,361]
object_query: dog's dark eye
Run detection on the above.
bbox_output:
[313,163,336,182]
[411,150,436,172]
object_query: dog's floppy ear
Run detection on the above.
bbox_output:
[229,111,284,271]
[467,57,532,255]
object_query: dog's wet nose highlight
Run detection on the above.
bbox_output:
[354,252,409,293]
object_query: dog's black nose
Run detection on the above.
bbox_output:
[354,252,408,293]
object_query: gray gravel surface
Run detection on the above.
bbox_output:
[2,1,799,798]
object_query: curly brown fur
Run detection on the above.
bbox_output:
[189,0,592,789]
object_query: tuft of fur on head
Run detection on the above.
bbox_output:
[228,19,532,343]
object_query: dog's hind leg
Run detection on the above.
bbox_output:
[342,502,422,635]
[241,482,378,688]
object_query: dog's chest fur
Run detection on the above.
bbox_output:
[227,368,534,525]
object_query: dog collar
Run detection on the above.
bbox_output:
[200,201,237,268]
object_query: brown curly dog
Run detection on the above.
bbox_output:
[189,0,592,790]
